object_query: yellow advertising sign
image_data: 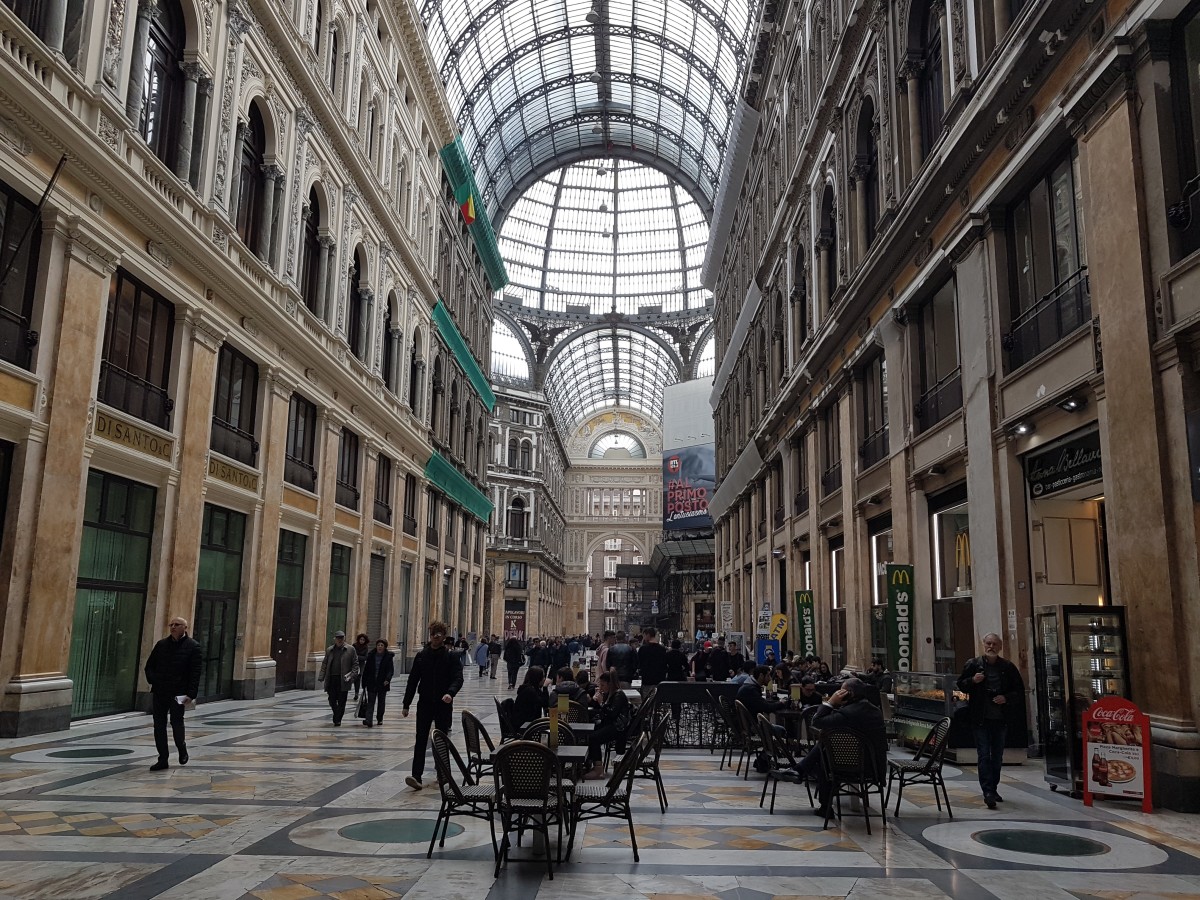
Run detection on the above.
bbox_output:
[768,614,788,640]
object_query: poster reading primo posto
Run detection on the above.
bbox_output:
[663,444,716,531]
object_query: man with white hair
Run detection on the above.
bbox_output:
[957,633,1024,809]
[143,616,201,772]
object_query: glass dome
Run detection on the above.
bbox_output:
[498,159,711,315]
[590,431,647,458]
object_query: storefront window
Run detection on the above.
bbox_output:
[870,526,894,662]
[195,505,246,701]
[327,543,351,642]
[830,539,846,672]
[932,496,973,673]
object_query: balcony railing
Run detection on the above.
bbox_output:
[403,514,418,536]
[373,498,392,525]
[915,367,962,433]
[821,461,843,496]
[1003,268,1091,370]
[335,480,359,511]
[794,488,810,514]
[0,304,34,370]
[98,360,173,429]
[426,525,439,546]
[757,521,767,540]
[773,506,785,529]
[211,416,259,467]
[859,424,890,470]
[284,453,317,492]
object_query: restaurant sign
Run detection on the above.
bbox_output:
[885,564,914,673]
[1082,696,1152,813]
[794,591,816,657]
[1026,429,1103,498]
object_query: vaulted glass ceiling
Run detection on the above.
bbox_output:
[419,0,756,221]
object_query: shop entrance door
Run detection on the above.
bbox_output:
[271,599,302,690]
[366,554,386,641]
[195,593,238,701]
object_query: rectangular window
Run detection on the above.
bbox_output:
[327,543,352,642]
[0,177,40,369]
[916,279,962,431]
[604,555,619,578]
[507,561,528,589]
[605,587,618,610]
[99,269,176,428]
[402,472,418,534]
[374,453,392,524]
[829,537,846,672]
[859,354,889,470]
[793,433,809,513]
[336,427,360,510]
[820,403,841,495]
[869,521,894,663]
[284,393,318,491]
[1006,147,1090,369]
[446,506,457,550]
[605,538,622,551]
[210,344,259,466]
[426,490,440,546]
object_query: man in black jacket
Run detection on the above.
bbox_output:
[636,627,668,685]
[707,637,732,681]
[793,677,887,816]
[957,633,1024,809]
[144,616,202,772]
[402,621,463,790]
[607,631,637,687]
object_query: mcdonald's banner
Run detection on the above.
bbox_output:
[794,591,816,657]
[769,614,788,640]
[885,564,915,673]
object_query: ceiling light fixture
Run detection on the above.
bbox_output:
[1012,420,1035,436]
[596,165,607,176]
[1058,395,1086,413]
[588,69,603,83]
[598,202,609,213]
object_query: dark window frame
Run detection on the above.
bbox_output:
[335,427,360,510]
[284,393,318,491]
[915,278,962,432]
[100,268,176,429]
[140,0,185,169]
[0,176,41,370]
[210,343,259,466]
[859,353,889,469]
[374,452,392,524]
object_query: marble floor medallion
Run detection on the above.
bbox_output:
[923,820,1170,869]
[288,811,490,856]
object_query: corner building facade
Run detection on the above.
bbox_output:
[710,0,1200,809]
[0,0,498,735]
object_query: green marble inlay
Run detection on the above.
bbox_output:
[975,829,1109,856]
[47,748,133,759]
[339,818,464,844]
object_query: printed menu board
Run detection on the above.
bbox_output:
[1082,696,1152,813]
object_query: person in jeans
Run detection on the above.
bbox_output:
[360,639,394,727]
[957,633,1024,809]
[402,621,463,790]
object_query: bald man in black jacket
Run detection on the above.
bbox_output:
[793,677,887,816]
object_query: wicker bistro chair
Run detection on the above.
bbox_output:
[566,731,650,862]
[461,709,497,783]
[566,700,591,724]
[631,710,672,813]
[494,697,520,742]
[817,727,888,835]
[605,688,657,770]
[886,716,953,818]
[429,730,497,860]
[707,689,733,759]
[733,699,766,781]
[711,691,739,769]
[755,713,813,814]
[521,718,578,745]
[492,740,570,880]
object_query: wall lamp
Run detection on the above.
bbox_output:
[1011,420,1035,437]
[1058,396,1086,413]
[772,547,785,558]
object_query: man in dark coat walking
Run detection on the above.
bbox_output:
[144,616,202,772]
[957,633,1025,808]
[402,621,463,790]
[318,631,359,726]
[360,639,394,727]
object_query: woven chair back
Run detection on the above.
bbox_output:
[494,739,558,803]
[432,729,469,800]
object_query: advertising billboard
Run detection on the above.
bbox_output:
[663,443,715,531]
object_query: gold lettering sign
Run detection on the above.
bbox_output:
[94,409,173,460]
[208,457,259,492]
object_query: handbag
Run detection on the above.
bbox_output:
[356,694,368,719]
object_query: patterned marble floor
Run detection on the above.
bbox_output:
[0,672,1198,900]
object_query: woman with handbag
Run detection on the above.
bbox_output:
[360,639,394,727]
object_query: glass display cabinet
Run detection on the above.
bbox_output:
[1033,605,1130,793]
[891,672,974,757]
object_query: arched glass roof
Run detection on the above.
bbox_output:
[499,159,710,315]
[419,0,756,220]
[694,331,716,378]
[491,318,531,383]
[590,431,647,458]
[546,326,678,428]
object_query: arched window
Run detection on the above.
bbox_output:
[793,243,809,353]
[855,98,880,255]
[507,438,519,468]
[448,379,460,453]
[235,104,266,249]
[519,440,532,471]
[327,26,340,101]
[476,417,485,474]
[382,293,398,392]
[508,497,527,539]
[818,183,837,311]
[919,2,945,156]
[430,355,443,431]
[347,245,367,360]
[140,0,185,168]
[301,187,322,313]
[408,330,423,413]
[313,0,323,55]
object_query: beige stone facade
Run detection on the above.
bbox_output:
[709,0,1200,809]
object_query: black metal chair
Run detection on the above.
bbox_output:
[733,699,765,781]
[521,717,578,745]
[605,689,655,770]
[631,710,671,813]
[817,727,888,835]
[492,740,569,879]
[566,700,591,724]
[566,731,649,862]
[886,715,953,818]
[494,697,520,741]
[711,691,739,769]
[429,729,497,860]
[755,712,813,814]
[707,689,733,759]
[461,709,496,783]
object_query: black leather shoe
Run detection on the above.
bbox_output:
[179,750,189,765]
[150,760,168,772]
[993,793,1004,802]
[985,793,997,809]
[363,720,372,727]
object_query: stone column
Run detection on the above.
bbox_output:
[323,241,338,329]
[0,215,119,737]
[174,62,203,181]
[388,327,402,392]
[227,121,247,216]
[300,409,343,688]
[124,0,158,123]
[851,159,870,265]
[314,235,332,322]
[902,58,924,183]
[815,232,832,322]
[257,164,282,262]
[163,311,225,627]
[357,288,374,361]
[936,3,953,101]
[189,78,213,189]
[238,369,294,700]
[992,0,1010,43]
[42,0,69,52]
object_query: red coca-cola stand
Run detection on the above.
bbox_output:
[1082,696,1152,813]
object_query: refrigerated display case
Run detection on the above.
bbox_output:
[891,672,974,759]
[1033,605,1130,793]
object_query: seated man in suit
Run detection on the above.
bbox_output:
[792,677,888,818]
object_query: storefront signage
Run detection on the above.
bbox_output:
[1082,696,1152,813]
[794,591,816,657]
[756,602,772,635]
[1026,429,1103,498]
[662,443,715,531]
[94,409,172,461]
[768,614,787,640]
[885,564,914,673]
[208,457,259,492]
[503,602,526,640]
[719,600,734,630]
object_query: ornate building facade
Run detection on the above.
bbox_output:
[709,0,1200,809]
[0,0,498,734]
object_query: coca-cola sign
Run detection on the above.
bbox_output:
[1082,696,1152,813]
[1090,706,1136,723]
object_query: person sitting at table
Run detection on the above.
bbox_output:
[575,668,597,699]
[772,664,793,691]
[796,677,824,707]
[582,668,632,780]
[791,677,888,818]
[728,658,756,685]
[513,666,550,728]
[736,666,789,722]
[553,666,585,704]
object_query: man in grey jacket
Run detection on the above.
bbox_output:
[318,630,359,726]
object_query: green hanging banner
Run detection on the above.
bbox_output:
[885,564,914,673]
[794,591,816,658]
